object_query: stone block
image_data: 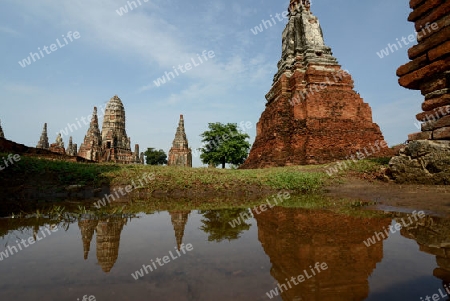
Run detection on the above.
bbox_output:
[414,1,450,32]
[398,57,450,90]
[429,40,450,62]
[410,0,426,9]
[408,25,450,60]
[416,105,450,122]
[408,131,432,141]
[408,0,443,22]
[422,120,437,131]
[420,78,448,96]
[434,115,450,129]
[389,140,450,184]
[422,94,450,111]
[433,126,450,139]
[396,54,428,77]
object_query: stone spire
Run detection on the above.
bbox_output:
[168,115,192,167]
[241,1,388,168]
[274,0,338,83]
[78,219,98,260]
[169,211,190,250]
[78,107,103,161]
[36,123,49,149]
[0,119,4,139]
[66,136,78,156]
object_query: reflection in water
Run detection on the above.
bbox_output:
[169,210,190,250]
[78,216,127,273]
[199,209,251,242]
[400,215,450,299]
[254,207,392,301]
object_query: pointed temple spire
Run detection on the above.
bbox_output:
[241,1,388,168]
[169,211,190,250]
[78,219,99,260]
[168,115,192,167]
[78,107,103,161]
[0,119,4,139]
[36,123,49,149]
[66,136,78,156]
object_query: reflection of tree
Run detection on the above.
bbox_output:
[199,209,251,242]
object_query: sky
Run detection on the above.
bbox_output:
[0,0,423,167]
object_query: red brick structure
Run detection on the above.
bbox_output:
[168,115,192,167]
[241,0,387,168]
[389,0,450,184]
[254,207,391,300]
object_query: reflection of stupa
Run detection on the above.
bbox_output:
[254,207,392,301]
[400,215,450,285]
[78,216,127,273]
[169,211,190,250]
[79,219,99,260]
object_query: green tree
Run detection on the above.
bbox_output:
[199,122,251,169]
[144,148,167,165]
[199,209,252,242]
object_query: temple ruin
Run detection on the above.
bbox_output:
[389,0,450,184]
[0,120,4,139]
[36,123,49,150]
[169,210,190,250]
[49,133,65,154]
[78,95,142,164]
[241,0,388,168]
[168,115,192,167]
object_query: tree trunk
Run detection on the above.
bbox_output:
[222,157,226,169]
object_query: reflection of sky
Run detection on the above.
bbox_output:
[0,213,446,301]
[366,220,442,301]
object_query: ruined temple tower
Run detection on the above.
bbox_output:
[78,219,98,260]
[78,96,141,163]
[36,123,49,150]
[100,95,139,163]
[168,115,192,167]
[241,0,387,168]
[66,136,78,156]
[389,0,450,184]
[169,211,190,250]
[0,120,4,139]
[78,107,103,161]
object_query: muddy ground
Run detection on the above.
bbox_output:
[325,176,450,216]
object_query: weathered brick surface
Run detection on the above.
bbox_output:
[414,1,450,31]
[434,126,450,139]
[390,0,450,184]
[398,57,450,89]
[408,26,450,60]
[410,0,425,10]
[397,54,427,77]
[241,1,387,168]
[408,131,433,141]
[408,0,443,22]
[434,115,450,129]
[422,95,450,111]
[416,105,450,122]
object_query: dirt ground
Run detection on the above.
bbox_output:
[325,176,450,216]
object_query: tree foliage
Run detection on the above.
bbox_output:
[198,122,251,169]
[199,209,252,242]
[144,148,167,165]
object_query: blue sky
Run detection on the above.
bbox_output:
[0,0,422,167]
